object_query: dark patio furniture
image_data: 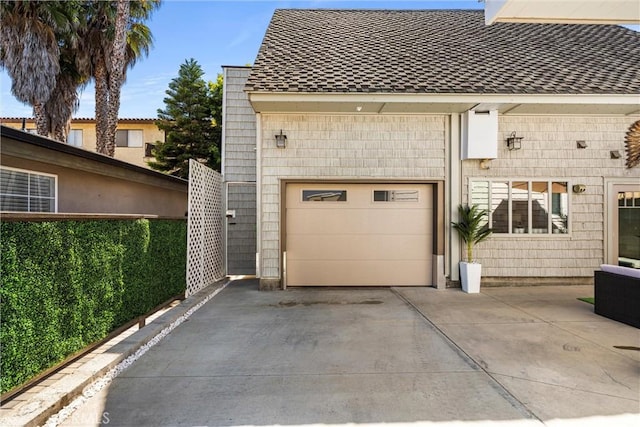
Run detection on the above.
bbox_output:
[594,268,640,328]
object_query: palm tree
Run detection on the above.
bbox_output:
[1,1,157,147]
[0,1,77,136]
[75,0,158,156]
[104,0,131,157]
[43,50,85,142]
[35,15,89,142]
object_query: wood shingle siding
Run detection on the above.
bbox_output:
[223,67,257,275]
[259,114,446,279]
[223,67,256,182]
[462,115,639,278]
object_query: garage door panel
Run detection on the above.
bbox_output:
[287,208,431,235]
[287,234,430,261]
[285,183,433,287]
[287,260,429,286]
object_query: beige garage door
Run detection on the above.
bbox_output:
[285,183,433,286]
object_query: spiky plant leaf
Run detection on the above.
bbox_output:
[451,204,493,262]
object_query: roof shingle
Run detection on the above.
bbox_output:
[246,9,640,95]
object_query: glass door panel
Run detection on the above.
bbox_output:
[618,191,640,268]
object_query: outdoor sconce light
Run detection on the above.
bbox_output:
[573,184,587,193]
[506,131,523,151]
[576,140,588,149]
[610,150,621,159]
[275,130,287,148]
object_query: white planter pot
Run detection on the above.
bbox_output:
[459,262,482,293]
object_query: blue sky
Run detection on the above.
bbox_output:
[2,1,636,119]
[0,0,483,119]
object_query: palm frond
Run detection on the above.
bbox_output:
[452,204,493,262]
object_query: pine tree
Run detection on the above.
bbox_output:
[149,58,219,178]
[208,72,223,171]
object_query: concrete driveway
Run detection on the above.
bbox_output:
[61,279,639,427]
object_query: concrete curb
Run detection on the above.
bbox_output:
[0,280,231,427]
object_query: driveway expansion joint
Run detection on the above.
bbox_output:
[391,287,543,423]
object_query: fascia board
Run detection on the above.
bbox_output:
[248,92,640,107]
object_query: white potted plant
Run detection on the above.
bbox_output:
[451,204,493,293]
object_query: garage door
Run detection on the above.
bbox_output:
[285,183,433,286]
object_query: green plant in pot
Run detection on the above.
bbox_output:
[451,204,493,293]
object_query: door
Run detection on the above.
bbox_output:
[226,182,257,275]
[612,185,640,268]
[285,183,433,286]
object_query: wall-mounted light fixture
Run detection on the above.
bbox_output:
[275,130,287,148]
[572,184,587,193]
[480,159,492,170]
[576,140,588,149]
[610,150,621,159]
[506,131,523,151]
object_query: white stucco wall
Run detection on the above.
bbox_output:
[461,115,640,278]
[259,114,447,280]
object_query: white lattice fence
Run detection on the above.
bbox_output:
[186,160,224,297]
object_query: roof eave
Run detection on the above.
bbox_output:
[247,92,640,115]
[485,0,640,25]
[0,125,187,186]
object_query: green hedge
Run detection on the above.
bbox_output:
[0,219,187,394]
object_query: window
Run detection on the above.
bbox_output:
[470,179,569,235]
[144,143,156,158]
[67,129,83,147]
[0,167,57,212]
[115,129,143,147]
[302,190,347,202]
[373,190,419,202]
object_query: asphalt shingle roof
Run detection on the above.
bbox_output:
[246,9,640,95]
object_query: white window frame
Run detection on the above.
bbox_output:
[470,178,571,236]
[67,129,83,147]
[0,166,58,213]
[115,129,144,148]
[604,179,640,266]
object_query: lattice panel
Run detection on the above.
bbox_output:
[186,160,224,297]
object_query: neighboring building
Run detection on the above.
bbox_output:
[0,117,163,168]
[1,125,187,216]
[223,9,640,290]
